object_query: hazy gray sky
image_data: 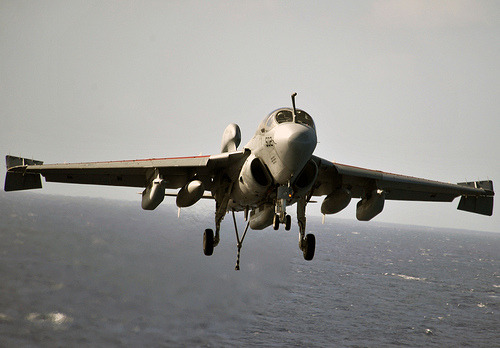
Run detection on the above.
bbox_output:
[1,1,499,232]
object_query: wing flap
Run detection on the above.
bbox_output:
[42,171,147,188]
[382,189,456,202]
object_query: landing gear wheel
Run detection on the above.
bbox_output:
[285,214,291,231]
[273,214,280,230]
[302,233,315,261]
[203,229,214,256]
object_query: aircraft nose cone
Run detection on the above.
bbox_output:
[274,123,317,174]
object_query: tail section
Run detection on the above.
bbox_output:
[457,180,494,216]
[4,155,43,192]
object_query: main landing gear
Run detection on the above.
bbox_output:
[273,185,293,231]
[203,228,214,256]
[300,233,315,261]
[297,198,315,261]
[273,188,316,261]
[203,191,316,268]
[203,182,232,257]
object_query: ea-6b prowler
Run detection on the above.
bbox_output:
[5,94,494,269]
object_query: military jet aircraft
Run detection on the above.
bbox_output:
[5,93,494,269]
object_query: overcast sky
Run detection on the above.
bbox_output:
[1,1,499,232]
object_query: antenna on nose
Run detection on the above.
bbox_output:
[291,92,297,122]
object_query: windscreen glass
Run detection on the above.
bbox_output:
[295,110,315,128]
[275,110,293,124]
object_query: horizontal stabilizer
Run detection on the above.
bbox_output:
[4,172,42,191]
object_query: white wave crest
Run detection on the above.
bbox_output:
[26,312,72,327]
[388,273,427,281]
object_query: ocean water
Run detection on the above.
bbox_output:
[0,192,498,347]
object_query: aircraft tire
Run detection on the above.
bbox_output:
[303,233,315,261]
[203,229,214,256]
[273,214,280,230]
[285,214,291,231]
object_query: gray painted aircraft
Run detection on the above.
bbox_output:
[5,93,494,269]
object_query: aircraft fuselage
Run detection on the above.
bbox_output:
[229,108,317,213]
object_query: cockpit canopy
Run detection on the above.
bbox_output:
[260,108,315,132]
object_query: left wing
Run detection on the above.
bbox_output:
[311,156,494,220]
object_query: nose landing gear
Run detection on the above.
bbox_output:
[273,213,291,231]
[273,184,293,231]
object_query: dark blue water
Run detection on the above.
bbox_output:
[1,192,498,347]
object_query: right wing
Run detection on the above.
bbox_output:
[5,151,249,193]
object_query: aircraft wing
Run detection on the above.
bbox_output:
[4,151,249,192]
[312,156,494,217]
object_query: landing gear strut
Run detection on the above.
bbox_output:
[204,181,233,256]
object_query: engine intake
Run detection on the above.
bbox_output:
[232,155,272,205]
[293,159,318,197]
